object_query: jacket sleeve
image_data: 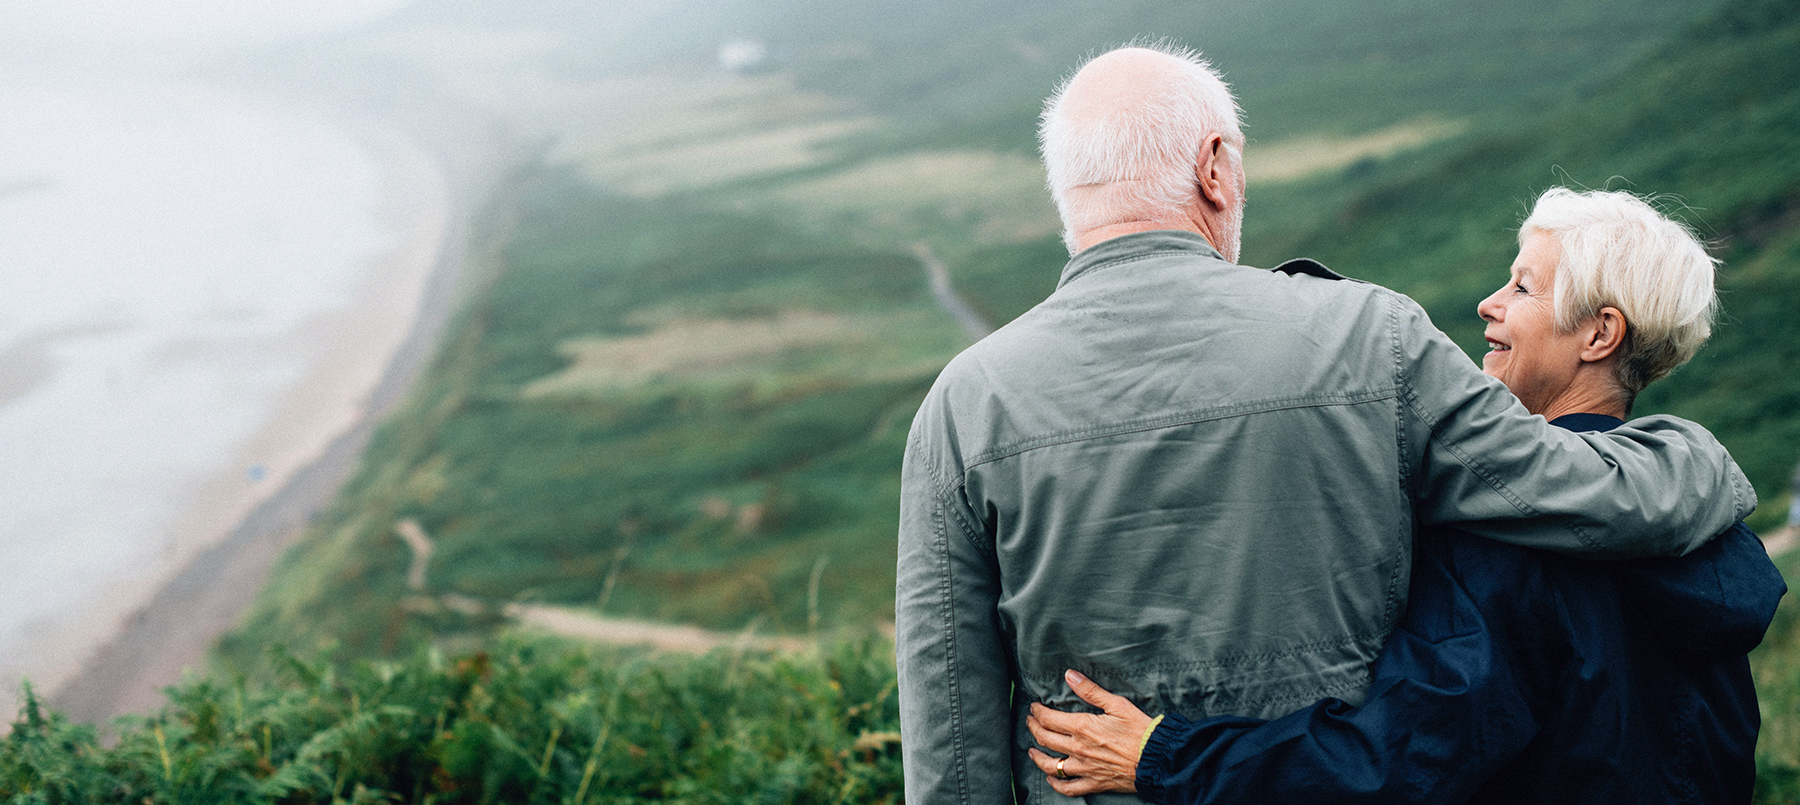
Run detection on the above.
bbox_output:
[1391,295,1755,557]
[1135,683,1530,805]
[1134,536,1546,804]
[896,402,1015,804]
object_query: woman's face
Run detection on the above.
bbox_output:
[1476,232,1593,415]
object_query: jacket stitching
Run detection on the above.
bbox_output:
[910,424,976,804]
[1403,388,1555,520]
[1145,673,1373,718]
[965,390,1400,469]
[930,496,974,805]
[918,419,996,555]
[1237,674,1369,711]
[1387,295,1409,625]
[1025,630,1385,685]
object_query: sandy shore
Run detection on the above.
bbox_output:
[27,116,479,725]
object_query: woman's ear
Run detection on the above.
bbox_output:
[1581,307,1627,363]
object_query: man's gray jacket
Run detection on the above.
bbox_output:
[895,231,1756,804]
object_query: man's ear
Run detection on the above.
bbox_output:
[1581,307,1628,362]
[1194,133,1229,211]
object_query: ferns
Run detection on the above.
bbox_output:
[1,639,902,804]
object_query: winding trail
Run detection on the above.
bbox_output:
[505,605,811,655]
[914,242,994,341]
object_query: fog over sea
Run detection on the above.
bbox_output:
[0,1,414,701]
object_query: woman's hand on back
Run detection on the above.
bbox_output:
[1025,669,1155,797]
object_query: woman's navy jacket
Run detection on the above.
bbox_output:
[1136,414,1788,804]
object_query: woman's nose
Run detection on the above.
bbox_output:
[1477,288,1504,323]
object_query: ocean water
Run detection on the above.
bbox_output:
[0,72,397,685]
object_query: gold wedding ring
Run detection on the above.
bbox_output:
[1057,758,1068,780]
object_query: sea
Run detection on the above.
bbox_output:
[0,6,413,704]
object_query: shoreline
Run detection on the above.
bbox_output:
[36,110,500,725]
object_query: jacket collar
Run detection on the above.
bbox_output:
[1057,230,1223,290]
[1057,230,1351,289]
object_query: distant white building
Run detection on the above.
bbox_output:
[718,38,766,73]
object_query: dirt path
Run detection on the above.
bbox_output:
[504,604,812,654]
[914,242,994,341]
[1765,525,1798,556]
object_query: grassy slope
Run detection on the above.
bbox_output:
[227,0,1724,661]
[224,180,966,661]
[1266,0,1800,528]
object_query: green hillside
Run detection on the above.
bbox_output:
[1265,0,1800,524]
[223,0,1800,683]
[225,0,1750,661]
[14,0,1784,799]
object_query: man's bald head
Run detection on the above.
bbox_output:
[1040,45,1245,256]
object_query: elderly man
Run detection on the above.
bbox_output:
[894,45,1755,803]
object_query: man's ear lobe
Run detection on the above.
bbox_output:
[1582,307,1628,362]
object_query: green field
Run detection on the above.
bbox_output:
[11,0,1800,800]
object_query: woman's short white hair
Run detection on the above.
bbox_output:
[1522,187,1719,394]
[1039,43,1244,252]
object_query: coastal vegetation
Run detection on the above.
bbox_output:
[4,640,902,803]
[10,0,1800,800]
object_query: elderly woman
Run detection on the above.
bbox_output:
[1024,188,1787,803]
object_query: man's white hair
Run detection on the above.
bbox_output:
[1522,187,1719,394]
[1039,43,1245,254]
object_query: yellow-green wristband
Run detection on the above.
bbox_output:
[1137,714,1166,755]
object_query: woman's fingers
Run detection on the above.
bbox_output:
[1030,748,1110,797]
[1029,700,1090,735]
[1027,677,1152,796]
[1066,669,1127,711]
[1027,712,1080,756]
[1049,775,1108,797]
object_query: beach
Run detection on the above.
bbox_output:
[0,72,477,723]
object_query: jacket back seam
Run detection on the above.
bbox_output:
[965,389,1401,470]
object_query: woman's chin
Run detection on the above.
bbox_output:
[1481,353,1506,379]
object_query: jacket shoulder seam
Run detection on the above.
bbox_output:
[911,425,993,554]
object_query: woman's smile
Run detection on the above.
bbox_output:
[1475,232,1587,415]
